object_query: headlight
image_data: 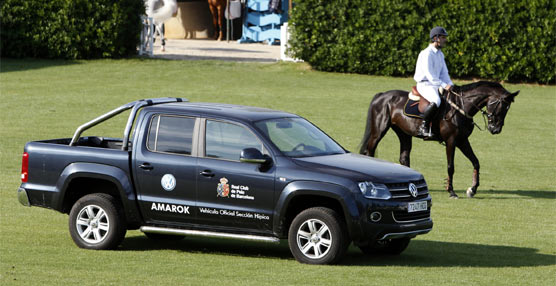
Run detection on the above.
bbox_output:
[358,181,391,200]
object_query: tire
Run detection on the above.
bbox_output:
[69,193,127,250]
[144,232,185,241]
[288,207,350,264]
[359,237,411,255]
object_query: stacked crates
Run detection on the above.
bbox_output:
[239,0,289,45]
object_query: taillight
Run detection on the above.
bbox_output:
[21,152,29,183]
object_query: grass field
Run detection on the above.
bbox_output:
[1,58,555,285]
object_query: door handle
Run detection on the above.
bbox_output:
[200,170,215,177]
[139,163,154,170]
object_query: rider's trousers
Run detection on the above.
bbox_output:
[416,83,441,106]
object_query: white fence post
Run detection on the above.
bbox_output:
[139,16,154,57]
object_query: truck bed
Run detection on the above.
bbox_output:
[22,137,131,211]
[41,136,126,150]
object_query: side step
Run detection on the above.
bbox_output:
[140,226,280,243]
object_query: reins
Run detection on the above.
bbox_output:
[446,89,489,131]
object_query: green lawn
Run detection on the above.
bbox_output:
[1,58,555,285]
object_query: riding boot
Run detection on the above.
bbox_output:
[418,103,438,138]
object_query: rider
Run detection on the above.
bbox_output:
[413,26,453,138]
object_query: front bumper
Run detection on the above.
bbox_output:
[18,187,31,207]
[352,196,433,245]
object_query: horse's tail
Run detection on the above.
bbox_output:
[358,92,383,155]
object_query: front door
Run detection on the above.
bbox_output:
[196,119,275,232]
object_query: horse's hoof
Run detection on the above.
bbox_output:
[466,187,476,198]
[449,194,459,199]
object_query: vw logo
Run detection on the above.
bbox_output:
[408,183,418,197]
[161,174,176,191]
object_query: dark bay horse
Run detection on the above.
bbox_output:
[359,81,519,198]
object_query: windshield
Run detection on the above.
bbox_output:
[255,118,346,158]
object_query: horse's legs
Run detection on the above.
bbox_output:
[208,4,218,39]
[217,5,224,40]
[364,114,391,157]
[160,23,166,51]
[392,126,412,167]
[445,138,458,198]
[457,139,480,198]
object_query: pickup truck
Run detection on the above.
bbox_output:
[18,98,432,264]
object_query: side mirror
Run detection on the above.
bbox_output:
[240,148,271,165]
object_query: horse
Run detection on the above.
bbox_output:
[207,0,226,41]
[145,0,177,51]
[359,81,519,198]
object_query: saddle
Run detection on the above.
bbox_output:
[403,86,445,118]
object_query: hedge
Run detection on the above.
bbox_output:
[1,0,145,59]
[289,0,555,83]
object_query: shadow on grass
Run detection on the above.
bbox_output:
[120,235,293,261]
[344,240,556,267]
[0,58,81,73]
[120,236,555,267]
[429,189,555,200]
[483,190,556,199]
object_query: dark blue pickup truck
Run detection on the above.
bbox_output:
[18,98,432,264]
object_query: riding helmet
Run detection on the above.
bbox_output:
[430,26,448,41]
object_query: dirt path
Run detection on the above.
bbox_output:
[151,39,281,62]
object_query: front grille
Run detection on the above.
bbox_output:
[392,210,430,222]
[387,179,429,201]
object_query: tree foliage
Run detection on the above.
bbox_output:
[289,0,555,83]
[1,0,144,59]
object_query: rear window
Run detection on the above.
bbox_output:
[147,115,195,155]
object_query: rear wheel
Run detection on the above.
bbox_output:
[69,194,126,250]
[359,237,411,255]
[288,207,350,264]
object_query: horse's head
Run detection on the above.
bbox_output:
[485,90,519,134]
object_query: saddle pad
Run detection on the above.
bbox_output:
[403,98,424,119]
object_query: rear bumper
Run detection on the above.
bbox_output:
[18,187,31,207]
[16,183,60,210]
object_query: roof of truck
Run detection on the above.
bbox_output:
[144,102,299,122]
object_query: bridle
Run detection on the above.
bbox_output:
[446,89,507,131]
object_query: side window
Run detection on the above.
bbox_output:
[147,115,195,155]
[205,120,263,161]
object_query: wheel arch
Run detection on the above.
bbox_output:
[273,181,361,239]
[55,162,142,228]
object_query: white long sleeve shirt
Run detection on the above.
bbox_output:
[413,44,453,88]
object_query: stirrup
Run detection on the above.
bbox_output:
[417,123,434,139]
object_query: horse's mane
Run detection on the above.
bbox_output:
[455,81,503,92]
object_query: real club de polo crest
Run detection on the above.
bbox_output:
[217,177,230,197]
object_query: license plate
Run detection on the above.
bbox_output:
[408,201,427,213]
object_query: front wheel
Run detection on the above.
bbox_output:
[69,194,126,250]
[359,237,411,255]
[288,207,350,264]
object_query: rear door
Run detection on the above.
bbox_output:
[196,118,276,232]
[133,113,199,224]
